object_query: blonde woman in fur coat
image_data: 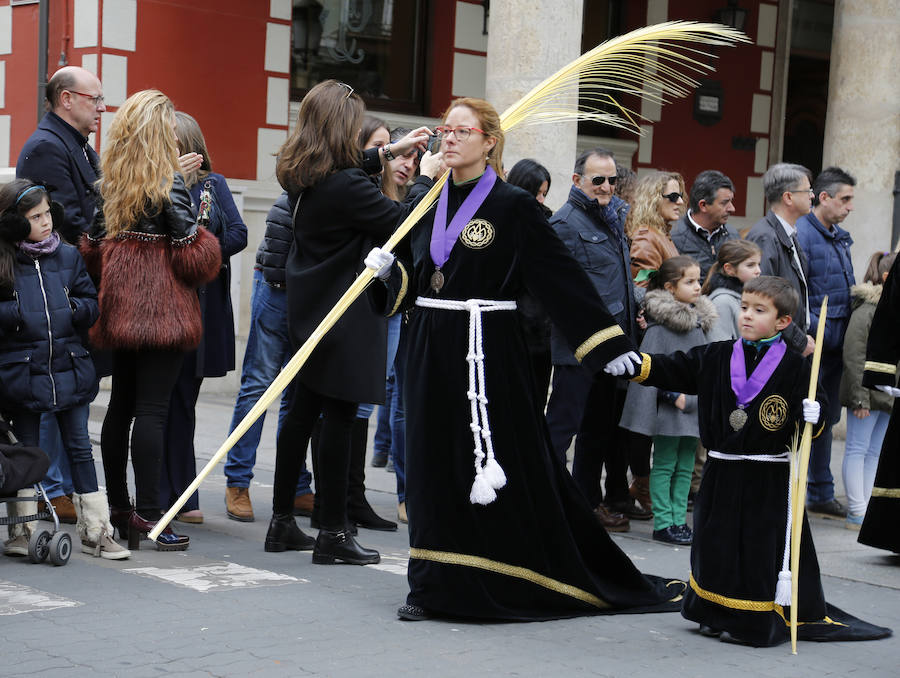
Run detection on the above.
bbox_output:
[620,256,717,545]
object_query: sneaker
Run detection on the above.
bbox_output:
[3,535,28,557]
[807,498,847,519]
[846,512,864,531]
[82,530,131,560]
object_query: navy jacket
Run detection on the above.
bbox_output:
[795,211,854,352]
[745,210,810,353]
[0,239,98,412]
[16,112,100,243]
[549,186,638,366]
[255,192,293,286]
[189,173,248,377]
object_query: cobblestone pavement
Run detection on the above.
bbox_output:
[0,393,897,677]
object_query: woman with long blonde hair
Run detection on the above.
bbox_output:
[364,97,682,621]
[626,171,686,287]
[82,89,221,551]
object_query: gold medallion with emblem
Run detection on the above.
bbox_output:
[758,394,789,431]
[460,219,495,249]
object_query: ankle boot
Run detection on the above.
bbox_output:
[128,511,190,551]
[73,491,131,560]
[312,529,380,565]
[265,513,315,552]
[629,476,653,518]
[347,418,397,532]
[109,504,133,540]
[3,489,36,557]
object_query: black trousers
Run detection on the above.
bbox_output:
[101,349,184,517]
[545,365,629,507]
[159,351,203,512]
[274,379,357,530]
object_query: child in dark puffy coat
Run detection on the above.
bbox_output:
[0,179,128,560]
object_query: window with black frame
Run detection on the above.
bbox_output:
[291,0,427,114]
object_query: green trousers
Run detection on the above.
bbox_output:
[650,435,698,531]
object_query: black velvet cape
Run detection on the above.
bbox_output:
[634,341,891,645]
[860,254,900,552]
[372,178,684,621]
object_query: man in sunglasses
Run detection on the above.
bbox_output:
[544,148,645,531]
[669,169,738,282]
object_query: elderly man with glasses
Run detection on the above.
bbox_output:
[544,148,645,531]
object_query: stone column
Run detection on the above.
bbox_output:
[484,0,583,210]
[822,0,900,277]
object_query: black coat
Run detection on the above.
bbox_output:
[16,112,100,243]
[669,213,739,282]
[189,173,248,377]
[286,169,432,404]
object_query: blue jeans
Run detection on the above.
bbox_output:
[842,408,890,516]
[19,405,97,494]
[357,313,402,421]
[807,350,842,504]
[392,322,407,502]
[39,414,74,498]
[225,269,311,494]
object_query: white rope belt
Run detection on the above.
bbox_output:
[708,449,795,605]
[415,297,517,505]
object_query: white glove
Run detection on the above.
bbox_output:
[364,247,394,280]
[603,351,642,377]
[875,384,900,398]
[802,398,821,424]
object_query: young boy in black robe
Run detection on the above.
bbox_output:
[611,276,891,646]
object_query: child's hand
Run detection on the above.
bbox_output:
[802,398,820,424]
[853,407,870,419]
[675,394,686,410]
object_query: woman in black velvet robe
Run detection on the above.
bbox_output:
[632,339,891,645]
[859,253,900,553]
[372,97,684,621]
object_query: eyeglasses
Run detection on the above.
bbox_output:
[336,82,354,99]
[662,192,684,203]
[65,90,105,106]
[435,126,485,141]
[581,174,617,187]
[789,187,814,197]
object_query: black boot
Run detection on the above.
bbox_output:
[265,513,315,552]
[309,422,357,535]
[347,418,397,532]
[312,529,380,565]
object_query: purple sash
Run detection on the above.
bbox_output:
[730,338,787,407]
[429,166,497,268]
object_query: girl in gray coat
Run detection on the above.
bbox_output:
[620,256,717,545]
[840,251,897,528]
[702,240,762,341]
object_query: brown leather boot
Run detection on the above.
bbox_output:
[293,492,315,517]
[38,495,77,524]
[594,504,630,532]
[225,487,254,522]
[629,476,653,518]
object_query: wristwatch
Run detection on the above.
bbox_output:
[382,144,396,161]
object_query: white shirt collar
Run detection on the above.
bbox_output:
[773,212,795,238]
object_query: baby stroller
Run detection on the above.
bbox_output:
[0,417,71,566]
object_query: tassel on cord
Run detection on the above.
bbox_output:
[482,457,507,490]
[470,473,497,505]
[775,436,798,607]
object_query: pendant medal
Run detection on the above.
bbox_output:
[430,268,444,293]
[729,407,748,431]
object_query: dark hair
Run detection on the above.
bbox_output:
[648,255,700,291]
[811,166,856,207]
[358,115,389,150]
[506,159,551,200]
[46,69,77,109]
[701,240,762,294]
[689,170,735,212]
[174,111,212,188]
[743,275,799,317]
[0,180,51,295]
[763,163,812,205]
[573,148,615,175]
[276,80,365,191]
[863,250,897,285]
[390,127,412,143]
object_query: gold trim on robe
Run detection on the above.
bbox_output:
[410,547,611,608]
[388,261,409,317]
[631,352,652,384]
[574,326,624,362]
[864,361,897,375]
[871,487,900,499]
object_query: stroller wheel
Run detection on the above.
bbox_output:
[48,532,71,566]
[28,530,51,563]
